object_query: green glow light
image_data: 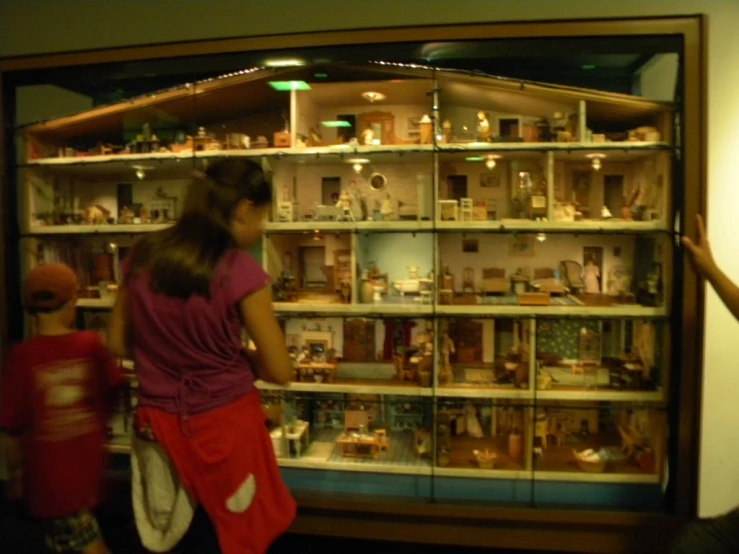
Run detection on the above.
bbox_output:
[314,73,329,78]
[581,64,597,70]
[268,81,312,91]
[321,120,352,128]
[465,156,485,162]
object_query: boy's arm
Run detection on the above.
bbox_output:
[107,283,132,358]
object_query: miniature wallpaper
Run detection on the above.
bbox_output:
[536,319,600,360]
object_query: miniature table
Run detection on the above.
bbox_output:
[270,420,310,458]
[336,433,381,459]
[297,362,338,383]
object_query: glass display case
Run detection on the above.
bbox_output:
[9,52,681,518]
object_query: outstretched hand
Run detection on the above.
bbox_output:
[681,214,716,278]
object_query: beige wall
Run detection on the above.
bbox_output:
[3,0,739,518]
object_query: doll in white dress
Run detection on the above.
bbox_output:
[583,258,601,294]
[464,404,484,439]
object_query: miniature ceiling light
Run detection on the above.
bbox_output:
[536,233,547,242]
[465,156,485,162]
[586,153,606,171]
[485,155,502,170]
[361,91,386,103]
[132,164,154,180]
[268,81,312,91]
[348,158,370,174]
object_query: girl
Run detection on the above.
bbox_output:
[108,158,295,553]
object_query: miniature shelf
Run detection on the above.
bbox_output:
[534,389,664,403]
[26,223,172,236]
[434,220,668,233]
[272,302,435,316]
[78,297,668,320]
[437,141,671,154]
[434,304,668,319]
[256,380,434,397]
[434,387,533,400]
[264,221,436,233]
[531,471,661,485]
[277,458,432,476]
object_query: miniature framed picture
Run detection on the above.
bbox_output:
[480,173,500,188]
[508,235,535,256]
[462,238,479,253]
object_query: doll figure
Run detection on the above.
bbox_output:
[464,404,484,439]
[583,257,601,294]
[380,193,395,220]
[360,126,375,145]
[476,111,491,142]
[440,331,455,368]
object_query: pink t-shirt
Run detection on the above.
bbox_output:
[122,249,270,417]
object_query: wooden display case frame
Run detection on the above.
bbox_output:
[0,15,706,554]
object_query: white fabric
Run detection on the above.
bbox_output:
[130,434,197,553]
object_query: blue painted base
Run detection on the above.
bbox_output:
[110,454,663,512]
[280,468,664,512]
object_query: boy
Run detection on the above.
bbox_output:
[0,263,123,554]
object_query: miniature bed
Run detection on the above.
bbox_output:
[481,267,509,295]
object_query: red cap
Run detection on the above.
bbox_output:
[23,263,79,312]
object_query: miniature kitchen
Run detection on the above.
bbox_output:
[16,60,674,501]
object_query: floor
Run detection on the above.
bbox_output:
[0,480,563,553]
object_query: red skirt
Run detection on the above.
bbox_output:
[136,390,296,554]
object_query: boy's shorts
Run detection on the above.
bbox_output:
[42,510,101,553]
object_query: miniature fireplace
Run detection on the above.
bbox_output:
[303,330,333,355]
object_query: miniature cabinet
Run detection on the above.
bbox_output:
[13,60,676,513]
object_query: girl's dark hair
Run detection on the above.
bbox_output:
[129,158,272,299]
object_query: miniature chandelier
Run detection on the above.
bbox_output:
[361,91,386,103]
[586,153,606,171]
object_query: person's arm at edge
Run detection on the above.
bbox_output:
[682,214,739,322]
[240,286,293,386]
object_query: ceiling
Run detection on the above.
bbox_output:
[10,36,680,106]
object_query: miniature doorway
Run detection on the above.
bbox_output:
[447,175,468,201]
[322,177,341,205]
[603,175,624,215]
[299,246,327,290]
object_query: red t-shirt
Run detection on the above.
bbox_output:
[0,331,123,518]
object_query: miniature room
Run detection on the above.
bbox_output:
[23,165,190,231]
[282,316,435,387]
[437,232,669,309]
[271,154,434,224]
[273,391,435,471]
[532,403,665,478]
[437,152,547,222]
[436,399,528,472]
[536,319,663,393]
[437,317,533,391]
[294,77,434,147]
[267,232,352,304]
[355,232,435,306]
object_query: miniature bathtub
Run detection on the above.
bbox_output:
[393,277,433,295]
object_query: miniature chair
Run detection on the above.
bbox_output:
[534,417,549,450]
[559,260,585,294]
[459,197,474,221]
[438,199,459,221]
[462,267,475,293]
[375,429,389,452]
